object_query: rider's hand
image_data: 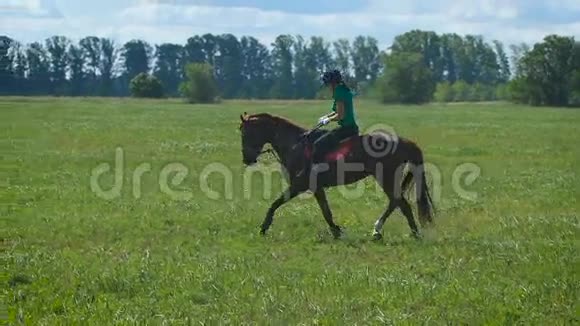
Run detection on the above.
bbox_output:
[318,116,330,125]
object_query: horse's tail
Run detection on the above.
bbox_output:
[404,142,434,226]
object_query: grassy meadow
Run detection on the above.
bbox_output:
[1,97,579,324]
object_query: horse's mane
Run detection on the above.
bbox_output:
[249,113,307,133]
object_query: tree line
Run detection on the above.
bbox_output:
[378,31,579,106]
[0,33,373,99]
[1,31,578,106]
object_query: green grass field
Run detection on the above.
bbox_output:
[1,97,579,324]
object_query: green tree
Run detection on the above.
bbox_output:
[352,36,381,83]
[68,43,85,96]
[391,30,444,82]
[570,69,580,105]
[308,36,334,74]
[572,43,580,105]
[440,34,502,85]
[474,83,490,101]
[45,36,70,95]
[495,83,510,100]
[440,33,462,83]
[201,34,217,67]
[214,34,242,99]
[475,38,501,85]
[509,43,530,77]
[239,36,272,99]
[291,35,335,99]
[434,82,455,102]
[79,36,101,95]
[153,43,183,96]
[270,35,294,99]
[333,39,351,74]
[10,41,27,95]
[121,40,152,83]
[184,36,205,65]
[493,40,511,82]
[456,36,477,84]
[180,62,218,103]
[452,80,470,102]
[124,40,151,76]
[292,36,317,99]
[130,73,164,98]
[0,36,14,94]
[99,38,117,96]
[26,42,51,95]
[514,35,577,106]
[378,52,435,104]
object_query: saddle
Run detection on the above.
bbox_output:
[301,130,357,162]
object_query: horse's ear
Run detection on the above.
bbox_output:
[240,114,245,122]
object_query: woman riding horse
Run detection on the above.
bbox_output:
[299,70,359,177]
[239,110,435,240]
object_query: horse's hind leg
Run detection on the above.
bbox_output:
[372,167,400,240]
[373,200,397,241]
[399,198,421,239]
[314,190,342,239]
[370,149,421,240]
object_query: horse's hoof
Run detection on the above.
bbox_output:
[259,228,267,236]
[411,232,423,240]
[330,226,343,239]
[372,232,383,241]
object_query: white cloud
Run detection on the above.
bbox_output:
[0,0,578,48]
[447,0,519,20]
[0,0,62,17]
[548,0,580,11]
[0,0,41,10]
[112,0,578,47]
[365,0,519,20]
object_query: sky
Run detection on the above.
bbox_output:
[1,0,579,49]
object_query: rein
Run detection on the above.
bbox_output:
[261,123,322,164]
[254,121,324,165]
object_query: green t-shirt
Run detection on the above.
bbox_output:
[331,84,358,128]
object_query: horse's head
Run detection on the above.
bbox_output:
[239,112,270,166]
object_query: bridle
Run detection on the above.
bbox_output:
[243,120,323,165]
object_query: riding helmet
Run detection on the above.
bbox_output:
[321,69,343,86]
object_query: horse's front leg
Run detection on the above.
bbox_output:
[260,187,300,235]
[314,189,342,239]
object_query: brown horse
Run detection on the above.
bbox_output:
[239,112,434,240]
